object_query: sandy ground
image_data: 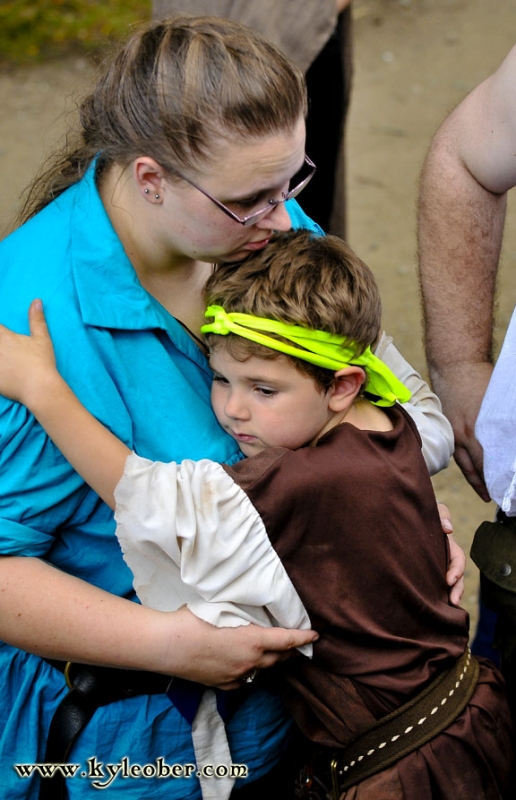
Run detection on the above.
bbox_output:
[1,0,516,629]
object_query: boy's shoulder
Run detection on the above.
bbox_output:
[222,404,417,494]
[222,446,289,493]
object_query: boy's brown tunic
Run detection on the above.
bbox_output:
[224,405,513,798]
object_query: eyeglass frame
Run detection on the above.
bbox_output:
[174,155,316,227]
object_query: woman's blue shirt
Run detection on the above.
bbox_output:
[0,164,322,798]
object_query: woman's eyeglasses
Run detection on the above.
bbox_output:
[176,155,316,227]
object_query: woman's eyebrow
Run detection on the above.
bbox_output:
[222,184,278,203]
[222,157,305,203]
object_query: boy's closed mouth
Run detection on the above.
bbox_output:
[232,432,257,442]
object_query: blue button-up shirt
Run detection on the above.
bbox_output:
[0,163,322,798]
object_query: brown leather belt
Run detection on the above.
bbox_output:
[332,647,479,794]
[296,648,479,799]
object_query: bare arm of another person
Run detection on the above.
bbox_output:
[418,45,516,499]
[0,303,317,687]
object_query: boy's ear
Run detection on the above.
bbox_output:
[327,366,366,412]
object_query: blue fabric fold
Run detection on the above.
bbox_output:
[167,679,248,725]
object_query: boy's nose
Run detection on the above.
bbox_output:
[224,392,250,420]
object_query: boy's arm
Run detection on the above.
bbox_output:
[0,300,127,509]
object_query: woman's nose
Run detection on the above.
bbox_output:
[255,200,292,232]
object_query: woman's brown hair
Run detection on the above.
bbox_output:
[17,15,307,224]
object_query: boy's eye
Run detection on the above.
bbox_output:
[255,386,277,397]
[212,374,229,385]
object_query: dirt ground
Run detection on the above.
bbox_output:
[1,0,516,629]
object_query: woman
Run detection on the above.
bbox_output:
[152,0,354,237]
[0,16,458,800]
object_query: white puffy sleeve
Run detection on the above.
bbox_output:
[375,332,454,475]
[114,453,312,654]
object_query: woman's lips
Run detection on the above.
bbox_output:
[244,237,270,251]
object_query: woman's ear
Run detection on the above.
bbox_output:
[327,366,366,412]
[134,157,165,201]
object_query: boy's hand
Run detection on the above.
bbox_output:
[0,299,58,407]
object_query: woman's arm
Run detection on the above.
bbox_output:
[375,332,454,475]
[0,302,318,676]
[0,554,315,688]
[0,300,126,509]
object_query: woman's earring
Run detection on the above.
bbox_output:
[143,187,161,201]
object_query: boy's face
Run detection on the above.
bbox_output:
[209,347,338,457]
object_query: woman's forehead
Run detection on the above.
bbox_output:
[196,119,306,190]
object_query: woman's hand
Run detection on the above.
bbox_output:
[437,501,465,606]
[0,299,57,408]
[161,607,318,690]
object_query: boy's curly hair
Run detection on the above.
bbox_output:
[204,230,382,392]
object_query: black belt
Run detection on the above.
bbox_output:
[39,660,172,800]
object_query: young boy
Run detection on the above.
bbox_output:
[0,231,511,798]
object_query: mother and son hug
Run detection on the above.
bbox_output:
[0,229,512,798]
[0,14,512,800]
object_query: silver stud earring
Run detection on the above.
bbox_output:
[155,194,160,199]
[144,188,149,194]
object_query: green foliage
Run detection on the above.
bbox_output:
[0,0,151,65]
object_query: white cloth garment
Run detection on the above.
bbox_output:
[191,690,235,800]
[114,455,312,800]
[114,455,312,639]
[476,306,516,515]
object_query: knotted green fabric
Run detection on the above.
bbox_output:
[202,305,411,407]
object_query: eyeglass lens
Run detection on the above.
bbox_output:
[240,157,316,226]
[287,158,315,197]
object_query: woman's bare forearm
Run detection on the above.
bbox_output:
[0,555,317,687]
[0,555,176,671]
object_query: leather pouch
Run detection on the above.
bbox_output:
[471,516,516,616]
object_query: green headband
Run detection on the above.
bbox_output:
[201,305,411,407]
